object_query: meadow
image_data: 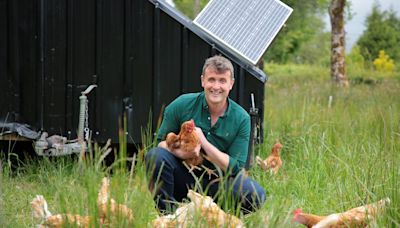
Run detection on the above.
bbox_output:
[1,64,399,227]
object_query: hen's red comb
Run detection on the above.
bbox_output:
[274,142,283,148]
[293,208,302,215]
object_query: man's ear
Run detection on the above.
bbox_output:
[229,78,235,90]
[200,75,204,87]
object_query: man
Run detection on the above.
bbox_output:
[145,55,266,215]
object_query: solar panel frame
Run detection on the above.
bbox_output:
[193,0,293,65]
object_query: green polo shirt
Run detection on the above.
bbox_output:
[156,92,250,175]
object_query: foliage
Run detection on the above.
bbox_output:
[173,0,208,19]
[295,31,331,66]
[263,64,399,227]
[264,0,330,64]
[357,4,400,63]
[373,50,395,73]
[346,45,365,71]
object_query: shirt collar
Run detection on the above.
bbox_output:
[201,92,231,118]
[201,92,208,110]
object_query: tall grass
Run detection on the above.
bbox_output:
[254,63,400,226]
[1,64,399,227]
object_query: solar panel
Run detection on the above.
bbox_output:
[193,0,293,65]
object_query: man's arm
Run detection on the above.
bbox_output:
[195,127,230,172]
[158,140,201,160]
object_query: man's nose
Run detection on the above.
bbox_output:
[212,81,222,88]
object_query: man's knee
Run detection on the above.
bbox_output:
[236,177,267,213]
[145,147,157,162]
[145,147,170,164]
[251,185,266,208]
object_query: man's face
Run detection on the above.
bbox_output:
[201,67,234,106]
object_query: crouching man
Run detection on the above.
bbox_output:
[145,55,266,215]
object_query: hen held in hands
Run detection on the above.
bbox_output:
[166,119,204,171]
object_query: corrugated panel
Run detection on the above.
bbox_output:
[0,0,266,146]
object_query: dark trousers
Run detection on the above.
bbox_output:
[144,147,266,214]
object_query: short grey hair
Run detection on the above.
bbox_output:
[202,55,234,79]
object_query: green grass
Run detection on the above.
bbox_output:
[1,64,399,227]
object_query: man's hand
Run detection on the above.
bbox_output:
[158,140,201,160]
[194,127,230,171]
[195,127,206,145]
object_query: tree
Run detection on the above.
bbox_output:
[265,0,330,64]
[357,4,400,64]
[329,0,348,87]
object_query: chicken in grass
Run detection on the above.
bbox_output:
[31,195,91,228]
[292,208,326,228]
[152,190,244,228]
[292,197,390,228]
[256,141,283,174]
[166,119,204,171]
[31,177,134,227]
[97,177,134,224]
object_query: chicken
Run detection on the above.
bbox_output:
[152,190,244,228]
[31,177,134,227]
[166,119,203,171]
[292,208,327,228]
[292,197,390,228]
[256,141,283,174]
[97,177,134,224]
[31,195,91,228]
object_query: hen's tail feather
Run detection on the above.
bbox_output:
[31,195,52,219]
[255,156,263,165]
[268,160,277,167]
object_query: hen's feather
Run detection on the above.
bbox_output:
[32,177,134,227]
[166,120,203,167]
[256,142,283,174]
[293,197,390,228]
[152,190,244,228]
[292,208,326,228]
[31,195,91,227]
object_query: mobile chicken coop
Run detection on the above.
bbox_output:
[0,0,292,166]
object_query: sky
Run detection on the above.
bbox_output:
[328,0,400,52]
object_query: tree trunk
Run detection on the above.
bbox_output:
[329,0,349,87]
[193,0,201,16]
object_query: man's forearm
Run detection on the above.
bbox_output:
[202,140,229,171]
[158,140,200,160]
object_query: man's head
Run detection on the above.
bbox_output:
[201,55,235,107]
[202,55,234,80]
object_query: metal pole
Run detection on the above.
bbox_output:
[77,85,97,141]
[246,93,258,170]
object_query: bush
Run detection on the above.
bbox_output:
[373,50,395,73]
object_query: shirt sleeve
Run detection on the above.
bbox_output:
[227,115,250,175]
[156,99,181,144]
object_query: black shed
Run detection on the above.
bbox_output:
[0,0,266,156]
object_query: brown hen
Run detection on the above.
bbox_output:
[292,197,390,228]
[31,177,134,227]
[152,190,244,228]
[166,119,203,171]
[256,141,283,174]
